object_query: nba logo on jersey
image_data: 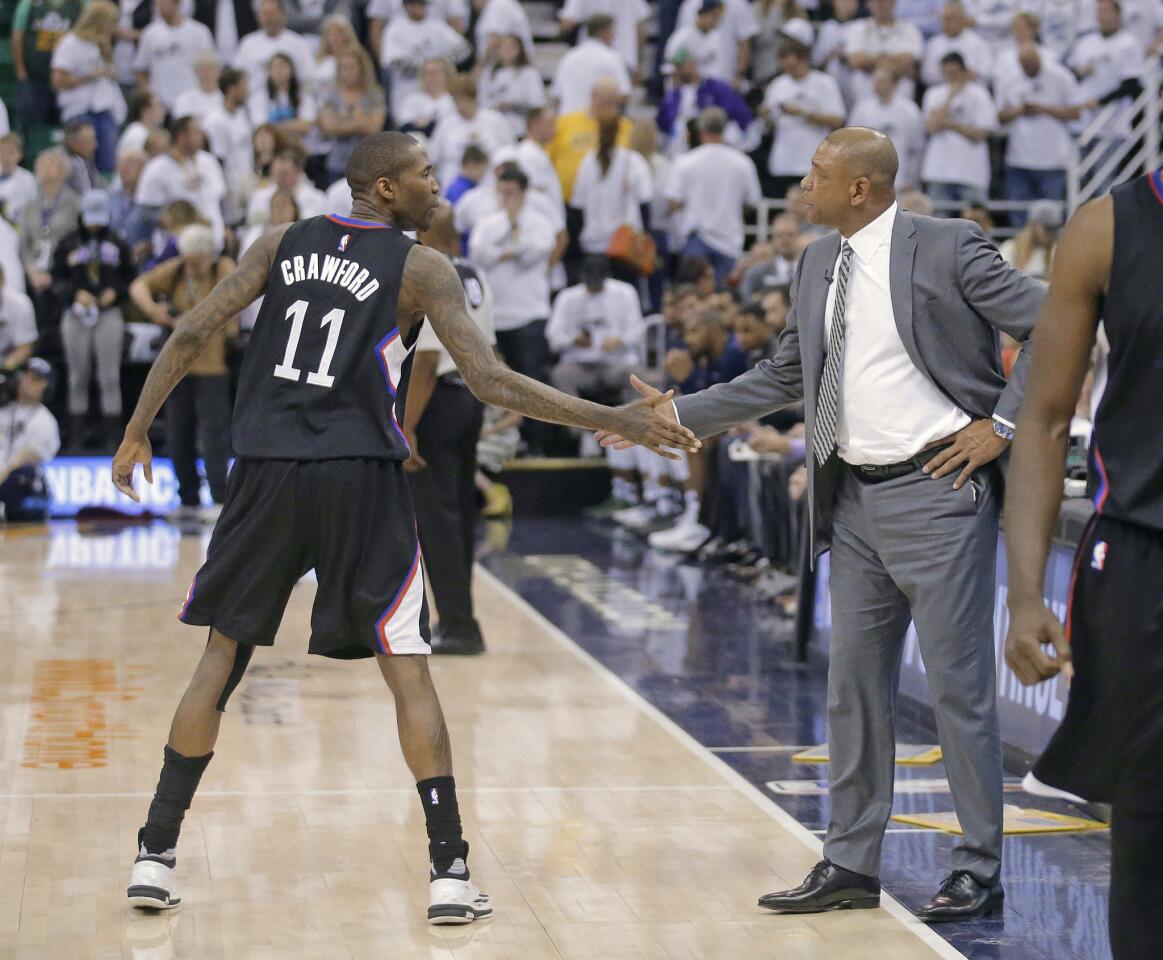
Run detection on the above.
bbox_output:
[1091,540,1109,571]
[338,234,350,252]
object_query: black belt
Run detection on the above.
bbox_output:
[848,443,952,484]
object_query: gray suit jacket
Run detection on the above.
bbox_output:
[674,209,1046,556]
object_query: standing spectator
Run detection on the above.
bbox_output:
[428,74,515,191]
[897,0,947,37]
[752,0,802,87]
[0,358,60,522]
[246,147,327,223]
[921,1,993,87]
[398,57,456,136]
[0,134,39,227]
[468,166,557,450]
[739,214,802,299]
[570,115,654,284]
[234,0,315,108]
[0,216,23,299]
[1123,0,1163,56]
[1023,0,1097,59]
[550,78,633,201]
[479,35,547,138]
[675,0,759,89]
[668,108,761,285]
[848,65,925,189]
[61,120,102,196]
[204,68,255,225]
[444,146,491,207]
[20,150,82,299]
[190,0,257,64]
[136,116,228,248]
[551,15,632,116]
[311,14,360,89]
[129,224,236,521]
[280,0,354,37]
[0,266,38,369]
[52,190,134,449]
[317,47,388,188]
[109,150,150,251]
[11,0,82,132]
[998,199,1060,280]
[630,119,676,310]
[761,26,846,197]
[173,50,225,120]
[920,52,997,208]
[664,0,727,82]
[990,12,1054,86]
[813,0,860,106]
[655,47,753,157]
[368,0,469,61]
[378,0,470,120]
[133,0,215,114]
[516,108,565,210]
[559,0,651,77]
[249,52,317,140]
[116,92,166,161]
[996,41,1080,220]
[472,0,535,68]
[962,0,1018,42]
[49,0,125,175]
[844,0,924,104]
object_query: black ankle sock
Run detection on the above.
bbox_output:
[139,745,213,855]
[416,775,467,872]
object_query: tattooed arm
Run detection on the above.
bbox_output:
[112,225,291,501]
[399,245,700,458]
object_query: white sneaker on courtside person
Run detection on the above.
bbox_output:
[648,500,711,553]
[428,854,492,925]
[127,843,181,910]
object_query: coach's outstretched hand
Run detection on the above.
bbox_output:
[112,428,154,503]
[600,375,698,459]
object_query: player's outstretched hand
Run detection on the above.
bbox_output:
[1005,600,1073,686]
[605,375,701,461]
[112,430,154,503]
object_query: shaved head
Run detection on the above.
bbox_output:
[346,131,422,198]
[822,127,898,195]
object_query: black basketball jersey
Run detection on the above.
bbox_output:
[232,214,420,460]
[1091,171,1163,531]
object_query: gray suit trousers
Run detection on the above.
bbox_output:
[822,464,1004,883]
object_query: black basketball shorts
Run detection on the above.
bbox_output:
[179,458,431,659]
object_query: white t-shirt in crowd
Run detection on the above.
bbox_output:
[559,0,651,69]
[367,0,469,25]
[962,0,1018,42]
[515,139,564,210]
[1021,0,1096,59]
[136,150,227,243]
[379,17,470,115]
[570,147,652,255]
[247,86,318,130]
[468,206,557,329]
[474,0,534,59]
[813,18,856,105]
[116,121,149,159]
[763,69,846,177]
[843,17,924,103]
[995,59,1081,169]
[847,93,925,188]
[664,26,725,81]
[325,177,352,215]
[234,28,315,103]
[667,142,761,259]
[429,108,517,191]
[247,178,328,225]
[0,166,37,226]
[0,218,25,294]
[133,17,215,111]
[676,0,760,81]
[204,105,255,195]
[397,90,455,130]
[479,65,547,137]
[0,288,37,359]
[920,81,997,190]
[51,34,127,123]
[0,97,8,135]
[546,279,643,364]
[0,402,60,472]
[551,39,632,115]
[173,87,224,120]
[1121,0,1163,45]
[1067,29,1146,135]
[921,29,994,87]
[455,183,565,239]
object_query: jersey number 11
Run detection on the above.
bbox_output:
[273,299,345,388]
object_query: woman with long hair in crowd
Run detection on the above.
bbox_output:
[318,46,387,188]
[628,118,674,312]
[478,34,546,138]
[313,14,360,87]
[253,52,317,140]
[397,57,456,136]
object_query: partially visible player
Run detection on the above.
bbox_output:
[1005,171,1163,959]
[112,131,698,924]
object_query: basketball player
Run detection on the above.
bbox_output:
[1005,170,1163,959]
[112,132,698,923]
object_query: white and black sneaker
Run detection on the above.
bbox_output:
[127,843,181,910]
[428,854,492,925]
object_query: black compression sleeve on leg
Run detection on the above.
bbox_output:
[216,641,255,712]
[139,746,213,855]
[417,776,468,873]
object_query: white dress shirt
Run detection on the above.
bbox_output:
[551,39,632,115]
[667,142,761,259]
[546,279,643,364]
[468,206,557,331]
[825,203,970,465]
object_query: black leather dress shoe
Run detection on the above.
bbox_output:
[429,624,485,655]
[758,859,880,914]
[916,870,1004,923]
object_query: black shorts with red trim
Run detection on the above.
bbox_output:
[1034,512,1163,809]
[179,458,430,659]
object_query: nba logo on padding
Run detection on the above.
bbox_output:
[430,787,440,805]
[338,234,350,252]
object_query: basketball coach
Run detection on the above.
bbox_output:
[601,127,1046,922]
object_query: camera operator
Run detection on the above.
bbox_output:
[0,358,60,523]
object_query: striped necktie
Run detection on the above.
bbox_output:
[813,241,855,467]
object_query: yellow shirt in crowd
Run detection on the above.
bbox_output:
[547,111,632,202]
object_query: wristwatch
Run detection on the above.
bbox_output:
[991,417,1016,442]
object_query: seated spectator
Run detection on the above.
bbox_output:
[569,115,654,285]
[550,15,631,116]
[445,145,490,207]
[116,92,166,161]
[959,201,994,233]
[896,0,946,38]
[990,12,1055,86]
[0,358,60,522]
[848,65,925,189]
[130,224,237,522]
[136,116,228,248]
[897,187,935,214]
[21,150,82,299]
[52,190,134,449]
[133,0,215,115]
[240,190,300,259]
[844,0,924,104]
[312,14,361,89]
[963,0,1018,43]
[922,1,993,87]
[368,0,470,63]
[0,265,37,369]
[250,52,317,140]
[247,146,327,224]
[280,0,352,37]
[62,120,102,196]
[999,199,1061,281]
[1025,0,1095,59]
[108,149,150,253]
[675,0,760,90]
[317,46,387,188]
[760,284,791,335]
[920,52,996,208]
[429,74,515,190]
[379,0,470,121]
[479,34,547,138]
[655,46,752,158]
[664,0,727,83]
[0,133,38,226]
[142,200,201,271]
[325,176,352,216]
[752,0,800,87]
[397,57,456,136]
[812,0,859,106]
[249,124,293,196]
[473,0,535,69]
[235,0,315,110]
[550,78,632,201]
[516,108,565,209]
[142,128,172,160]
[739,214,801,299]
[667,107,762,286]
[204,68,255,228]
[559,0,651,79]
[174,50,226,119]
